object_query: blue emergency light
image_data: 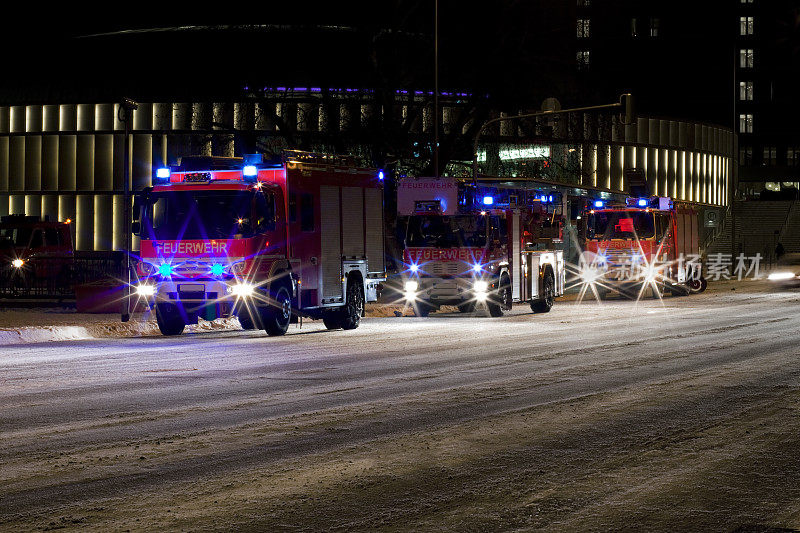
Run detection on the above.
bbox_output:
[483,196,494,205]
[155,167,170,182]
[243,165,258,179]
[594,200,604,208]
[637,198,649,207]
[211,263,224,276]
[378,170,385,180]
[159,263,173,277]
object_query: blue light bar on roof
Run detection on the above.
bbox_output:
[243,165,258,178]
[594,200,604,208]
[637,198,649,207]
[155,167,170,180]
[483,196,494,205]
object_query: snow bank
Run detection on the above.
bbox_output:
[0,311,242,346]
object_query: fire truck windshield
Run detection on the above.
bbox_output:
[141,189,275,240]
[405,215,488,248]
[588,211,656,239]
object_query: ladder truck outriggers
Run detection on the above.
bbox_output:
[132,151,386,336]
[397,177,565,317]
[581,195,708,298]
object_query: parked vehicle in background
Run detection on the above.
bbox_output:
[133,151,386,336]
[0,214,74,297]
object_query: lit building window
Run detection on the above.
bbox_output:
[740,16,754,36]
[740,0,753,3]
[763,146,776,166]
[650,17,660,37]
[577,0,591,6]
[739,81,754,100]
[577,50,590,70]
[739,48,754,68]
[631,18,638,38]
[577,18,591,38]
[787,147,800,167]
[740,145,753,165]
[739,113,753,133]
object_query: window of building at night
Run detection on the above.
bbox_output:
[740,16,754,36]
[631,18,638,38]
[739,48,754,68]
[739,81,754,100]
[740,145,753,165]
[762,146,776,166]
[577,18,591,39]
[577,0,591,5]
[577,50,590,70]
[739,113,753,133]
[788,147,800,167]
[650,18,660,37]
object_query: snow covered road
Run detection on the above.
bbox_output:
[2,283,800,531]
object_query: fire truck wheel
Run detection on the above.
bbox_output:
[237,310,260,330]
[340,280,364,330]
[531,271,555,313]
[322,313,342,330]
[156,304,185,336]
[688,276,708,294]
[457,302,476,313]
[487,276,511,317]
[263,284,292,336]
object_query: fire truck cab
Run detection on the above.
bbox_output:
[133,151,385,336]
[397,177,565,317]
[582,196,707,298]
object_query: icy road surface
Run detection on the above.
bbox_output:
[2,283,800,531]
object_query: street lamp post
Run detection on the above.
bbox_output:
[471,94,633,185]
[120,98,138,323]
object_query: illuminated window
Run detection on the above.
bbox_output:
[762,146,776,166]
[577,18,591,38]
[739,81,754,100]
[739,49,754,68]
[741,0,753,3]
[577,50,590,70]
[740,145,753,165]
[577,0,591,5]
[650,17,660,37]
[631,18,638,38]
[739,114,753,133]
[740,16,754,36]
[788,147,800,167]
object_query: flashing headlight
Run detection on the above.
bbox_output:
[229,283,255,297]
[159,263,173,277]
[211,263,225,276]
[136,284,156,297]
[404,280,419,293]
[409,263,419,273]
[11,258,24,268]
[243,165,258,178]
[594,200,604,208]
[768,271,796,281]
[473,280,489,293]
[483,196,494,206]
[472,263,482,273]
[637,198,649,207]
[155,167,171,180]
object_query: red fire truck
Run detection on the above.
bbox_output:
[397,177,565,317]
[133,151,386,336]
[581,196,707,298]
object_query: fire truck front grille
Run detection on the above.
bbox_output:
[429,261,461,276]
